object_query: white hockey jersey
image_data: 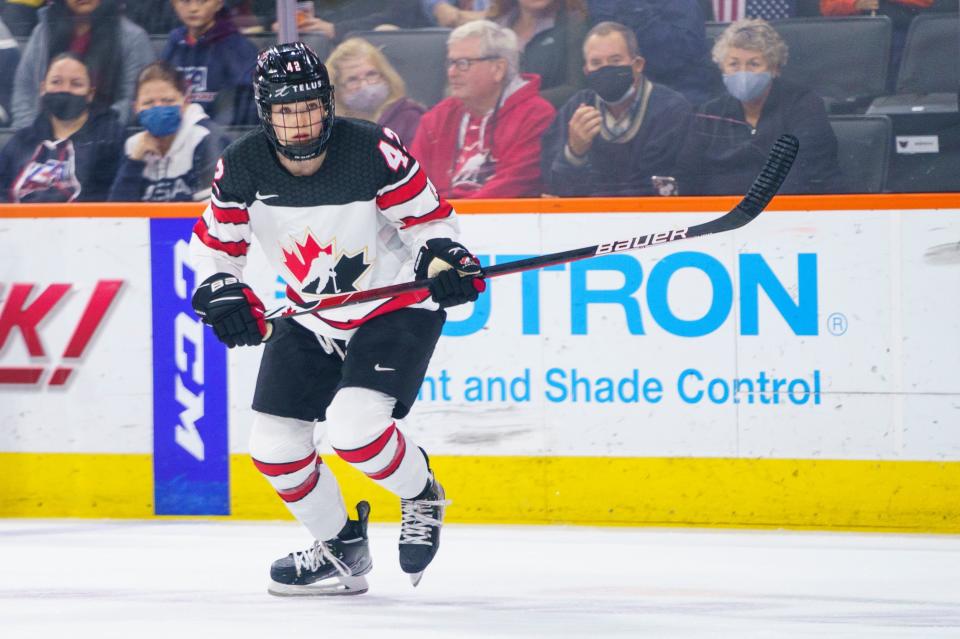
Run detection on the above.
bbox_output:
[188,118,460,340]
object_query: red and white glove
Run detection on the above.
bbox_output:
[191,273,268,348]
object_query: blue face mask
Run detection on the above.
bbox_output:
[139,105,182,137]
[723,71,773,103]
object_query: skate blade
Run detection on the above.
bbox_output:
[268,575,368,597]
[408,571,424,587]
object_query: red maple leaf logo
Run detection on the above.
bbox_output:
[281,232,333,283]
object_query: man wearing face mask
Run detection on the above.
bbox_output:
[674,18,842,195]
[0,53,123,202]
[540,21,691,197]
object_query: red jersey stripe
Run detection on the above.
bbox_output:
[212,202,250,224]
[252,451,318,477]
[400,200,453,230]
[193,217,249,258]
[377,168,427,210]
[318,290,432,331]
[334,423,397,463]
[366,429,407,480]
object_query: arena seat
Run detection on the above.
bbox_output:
[150,34,167,59]
[342,29,451,108]
[894,13,958,95]
[0,127,15,151]
[829,115,892,193]
[705,17,892,111]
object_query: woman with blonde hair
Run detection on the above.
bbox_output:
[674,18,842,195]
[326,38,426,144]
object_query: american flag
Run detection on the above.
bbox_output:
[712,0,795,22]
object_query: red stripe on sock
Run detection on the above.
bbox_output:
[334,423,397,463]
[252,451,318,477]
[276,462,321,503]
[366,429,407,481]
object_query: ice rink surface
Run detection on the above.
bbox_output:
[1,519,959,639]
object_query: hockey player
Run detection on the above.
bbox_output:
[188,41,485,596]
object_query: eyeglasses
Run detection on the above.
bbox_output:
[446,56,500,72]
[342,69,383,91]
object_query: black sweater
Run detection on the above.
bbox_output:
[674,78,842,195]
[0,108,124,202]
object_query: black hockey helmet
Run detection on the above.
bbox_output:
[254,41,335,161]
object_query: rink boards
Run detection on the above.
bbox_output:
[1,196,959,531]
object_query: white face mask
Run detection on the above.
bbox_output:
[342,81,390,114]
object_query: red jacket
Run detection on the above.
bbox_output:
[820,0,931,15]
[410,73,556,199]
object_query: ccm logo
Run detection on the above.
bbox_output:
[0,280,123,386]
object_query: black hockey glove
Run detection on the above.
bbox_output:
[414,238,486,308]
[191,273,268,348]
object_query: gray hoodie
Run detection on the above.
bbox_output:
[0,18,20,125]
[11,5,155,129]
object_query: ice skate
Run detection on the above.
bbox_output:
[268,501,373,596]
[399,472,449,586]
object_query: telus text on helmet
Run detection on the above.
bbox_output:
[273,81,323,98]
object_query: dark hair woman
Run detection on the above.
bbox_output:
[0,54,124,202]
[11,0,155,128]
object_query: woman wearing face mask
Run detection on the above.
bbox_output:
[11,0,154,129]
[108,62,227,202]
[674,18,842,195]
[488,0,589,108]
[326,38,426,145]
[0,53,123,202]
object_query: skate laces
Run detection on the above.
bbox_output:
[293,541,352,577]
[399,496,449,545]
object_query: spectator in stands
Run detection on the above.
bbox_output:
[109,62,225,202]
[411,20,555,198]
[0,54,123,202]
[12,0,154,129]
[326,38,426,144]
[540,21,691,196]
[489,0,589,108]
[255,0,430,40]
[423,1,491,27]
[587,0,722,106]
[820,0,957,91]
[2,0,44,37]
[161,0,259,125]
[674,18,841,195]
[0,17,22,126]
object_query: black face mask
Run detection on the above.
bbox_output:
[42,92,89,120]
[585,65,635,103]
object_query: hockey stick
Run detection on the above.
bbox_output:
[265,134,799,323]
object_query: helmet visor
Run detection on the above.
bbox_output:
[256,83,335,161]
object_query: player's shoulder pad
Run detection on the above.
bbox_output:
[333,116,384,145]
[212,129,268,204]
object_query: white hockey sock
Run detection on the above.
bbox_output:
[249,412,347,541]
[326,388,430,499]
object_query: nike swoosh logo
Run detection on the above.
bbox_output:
[374,364,396,372]
[255,191,279,200]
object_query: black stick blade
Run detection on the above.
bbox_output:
[740,133,800,217]
[706,134,799,235]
